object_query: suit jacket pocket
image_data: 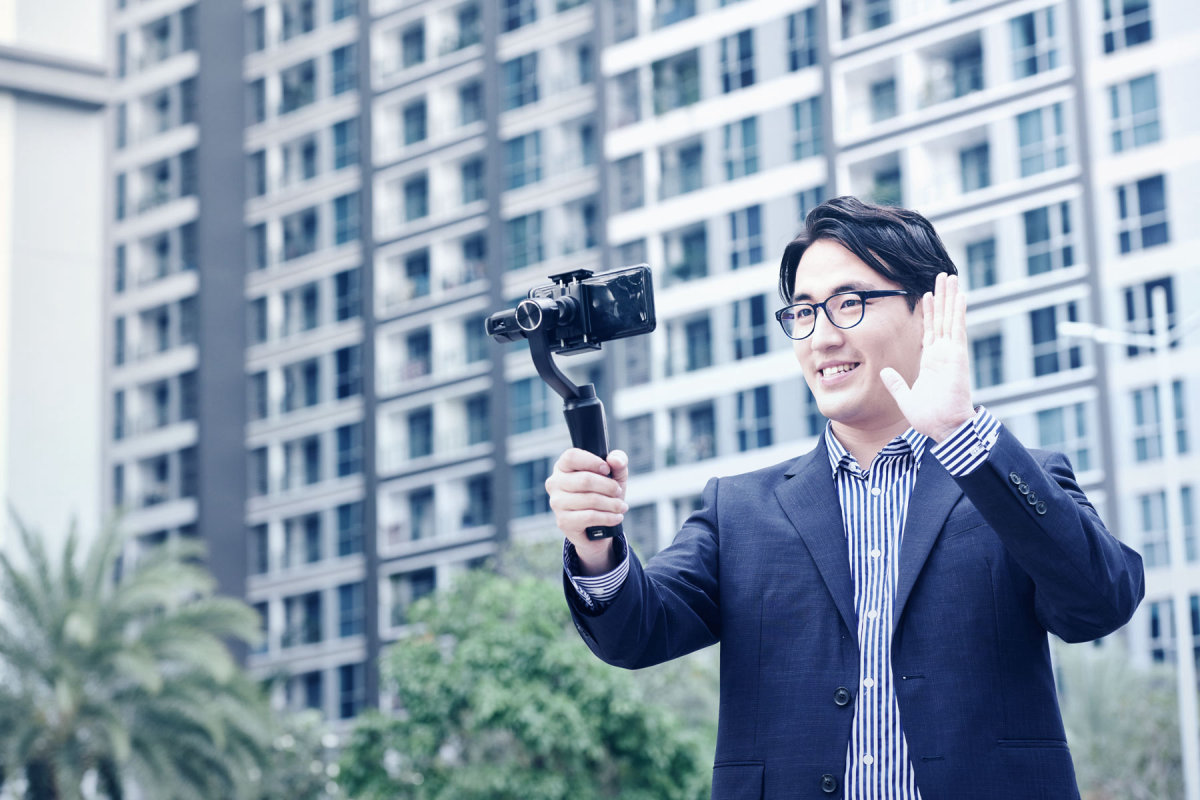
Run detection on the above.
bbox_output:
[711,761,764,800]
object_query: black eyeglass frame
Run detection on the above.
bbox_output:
[774,290,912,340]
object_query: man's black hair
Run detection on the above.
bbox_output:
[778,196,957,310]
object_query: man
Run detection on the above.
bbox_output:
[546,196,1144,799]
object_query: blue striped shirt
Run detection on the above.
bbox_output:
[568,409,1001,797]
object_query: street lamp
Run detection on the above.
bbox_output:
[1059,289,1200,800]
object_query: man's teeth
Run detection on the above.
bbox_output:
[822,363,859,377]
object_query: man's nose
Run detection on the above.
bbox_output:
[808,307,844,349]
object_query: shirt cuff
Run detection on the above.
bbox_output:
[930,406,1002,477]
[563,535,630,612]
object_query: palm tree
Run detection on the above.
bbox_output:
[0,513,270,800]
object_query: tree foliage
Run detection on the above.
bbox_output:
[0,513,292,800]
[1057,641,1184,800]
[338,564,716,800]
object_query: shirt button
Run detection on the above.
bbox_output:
[870,487,882,496]
[870,548,881,558]
[866,609,879,620]
[863,677,875,688]
[863,755,874,766]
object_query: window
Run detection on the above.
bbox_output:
[502,0,537,31]
[654,0,695,28]
[281,0,316,41]
[733,295,769,360]
[332,0,357,22]
[250,524,269,575]
[1102,0,1152,53]
[971,334,1003,389]
[684,316,712,372]
[279,60,317,115]
[659,139,703,199]
[405,250,430,299]
[965,238,996,288]
[334,192,360,244]
[1148,599,1174,662]
[247,150,266,197]
[513,458,552,517]
[612,70,640,127]
[283,513,322,567]
[458,81,483,125]
[405,328,431,377]
[503,132,541,190]
[333,118,359,168]
[729,206,763,270]
[1139,491,1169,568]
[409,487,435,540]
[662,223,707,286]
[1011,8,1058,79]
[455,4,481,48]
[113,463,125,507]
[335,267,361,320]
[502,54,538,111]
[282,206,319,260]
[842,0,891,37]
[461,157,485,204]
[510,377,552,434]
[720,30,755,93]
[1110,74,1160,153]
[653,50,699,114]
[1029,303,1082,377]
[283,591,322,647]
[390,569,435,626]
[466,394,490,445]
[404,174,429,221]
[303,436,321,485]
[959,143,990,192]
[1132,381,1187,461]
[624,415,655,473]
[870,78,897,122]
[247,7,266,53]
[464,315,489,363]
[337,501,364,556]
[463,475,493,527]
[797,185,827,222]
[1016,103,1067,177]
[723,118,758,181]
[1024,202,1075,275]
[338,583,365,637]
[1185,487,1198,563]
[249,447,268,496]
[674,402,716,464]
[737,386,773,451]
[504,211,543,271]
[793,97,823,159]
[408,407,433,459]
[401,23,424,68]
[1116,175,1168,253]
[1037,402,1092,472]
[282,358,320,412]
[1123,277,1176,356]
[336,345,362,398]
[397,101,426,149]
[788,7,818,70]
[805,386,826,436]
[612,0,638,41]
[331,44,357,95]
[950,44,984,99]
[249,371,268,421]
[338,663,366,719]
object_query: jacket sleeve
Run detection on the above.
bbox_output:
[564,477,723,669]
[953,424,1145,642]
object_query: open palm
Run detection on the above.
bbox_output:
[880,272,975,442]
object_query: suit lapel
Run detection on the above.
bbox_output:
[893,451,962,629]
[775,440,858,638]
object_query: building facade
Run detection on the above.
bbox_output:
[103,0,1198,721]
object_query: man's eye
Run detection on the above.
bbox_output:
[837,297,863,310]
[794,306,815,319]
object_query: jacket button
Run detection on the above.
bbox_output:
[821,773,839,794]
[1035,500,1047,515]
[1009,472,1021,485]
[1018,482,1030,495]
[1027,492,1039,505]
[833,687,852,707]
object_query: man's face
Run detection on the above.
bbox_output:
[791,239,924,437]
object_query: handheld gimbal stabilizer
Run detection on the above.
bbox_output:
[486,266,656,540]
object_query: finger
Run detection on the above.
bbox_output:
[932,272,948,339]
[555,447,614,476]
[879,367,910,405]
[550,491,629,515]
[558,509,626,534]
[545,469,623,498]
[951,289,967,343]
[607,450,629,492]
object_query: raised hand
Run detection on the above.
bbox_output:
[879,272,976,442]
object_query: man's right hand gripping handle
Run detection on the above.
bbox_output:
[545,448,629,576]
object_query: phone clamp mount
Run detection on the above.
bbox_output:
[487,267,656,540]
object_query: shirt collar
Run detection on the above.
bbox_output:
[823,422,929,478]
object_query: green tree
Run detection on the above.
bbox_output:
[338,565,715,800]
[0,514,269,800]
[1056,641,1184,800]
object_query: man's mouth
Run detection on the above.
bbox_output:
[820,363,860,378]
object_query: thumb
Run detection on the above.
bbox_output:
[607,450,629,493]
[878,367,910,405]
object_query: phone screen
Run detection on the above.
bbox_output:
[585,266,655,342]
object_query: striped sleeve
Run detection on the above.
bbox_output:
[930,406,1002,476]
[563,536,630,611]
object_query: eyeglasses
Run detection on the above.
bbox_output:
[774,290,911,340]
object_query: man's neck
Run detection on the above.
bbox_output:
[830,420,912,472]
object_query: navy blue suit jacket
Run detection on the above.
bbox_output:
[566,426,1144,799]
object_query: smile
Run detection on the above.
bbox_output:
[820,363,860,378]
